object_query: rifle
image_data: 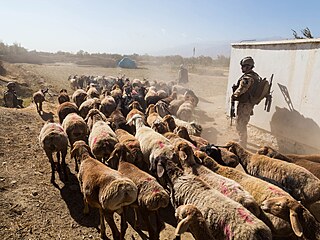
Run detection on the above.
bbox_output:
[264,74,274,112]
[230,84,237,126]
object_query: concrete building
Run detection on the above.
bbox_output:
[227,39,320,153]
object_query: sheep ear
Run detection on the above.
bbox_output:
[157,161,165,178]
[289,209,303,237]
[175,217,191,235]
[70,148,77,159]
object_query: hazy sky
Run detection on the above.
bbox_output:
[1,0,319,56]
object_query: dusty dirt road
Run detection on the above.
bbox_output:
[0,62,276,239]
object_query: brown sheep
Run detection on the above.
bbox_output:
[257,146,320,179]
[71,140,138,240]
[57,101,79,124]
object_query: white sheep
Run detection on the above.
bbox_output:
[127,114,177,173]
[107,143,170,240]
[71,140,138,240]
[227,141,320,209]
[39,120,69,184]
[176,141,260,217]
[155,157,272,240]
[195,151,301,238]
[88,116,118,163]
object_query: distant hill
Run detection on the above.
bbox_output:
[152,37,286,58]
[152,41,231,58]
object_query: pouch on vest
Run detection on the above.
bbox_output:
[249,77,270,105]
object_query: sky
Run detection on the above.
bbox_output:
[1,0,320,57]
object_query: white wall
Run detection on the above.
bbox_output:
[227,39,320,152]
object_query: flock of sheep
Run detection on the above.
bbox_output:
[34,75,320,240]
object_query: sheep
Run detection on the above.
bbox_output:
[107,143,170,240]
[176,100,195,122]
[99,94,116,118]
[33,88,50,114]
[88,116,118,163]
[79,97,101,119]
[261,196,320,240]
[146,104,162,127]
[226,141,320,209]
[257,146,320,179]
[125,101,145,123]
[84,108,108,132]
[174,125,207,148]
[155,157,272,240]
[71,89,87,108]
[200,143,239,168]
[162,114,202,136]
[115,129,148,171]
[168,99,185,116]
[39,120,68,184]
[58,89,70,104]
[86,85,100,99]
[154,100,171,118]
[126,114,177,173]
[145,86,162,107]
[176,141,260,217]
[61,112,88,172]
[71,140,138,240]
[57,101,79,124]
[174,204,213,240]
[194,151,300,238]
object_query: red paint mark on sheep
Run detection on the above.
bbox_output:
[224,225,232,240]
[158,141,165,148]
[220,182,230,196]
[268,186,285,196]
[237,207,254,224]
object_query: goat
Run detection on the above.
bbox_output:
[33,88,50,114]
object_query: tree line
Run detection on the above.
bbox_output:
[0,42,230,68]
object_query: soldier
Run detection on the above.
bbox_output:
[4,82,23,108]
[178,64,188,84]
[231,56,261,147]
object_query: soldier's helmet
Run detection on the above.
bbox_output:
[7,82,16,89]
[240,56,254,67]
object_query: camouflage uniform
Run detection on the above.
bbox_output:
[233,70,261,147]
[3,82,23,108]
